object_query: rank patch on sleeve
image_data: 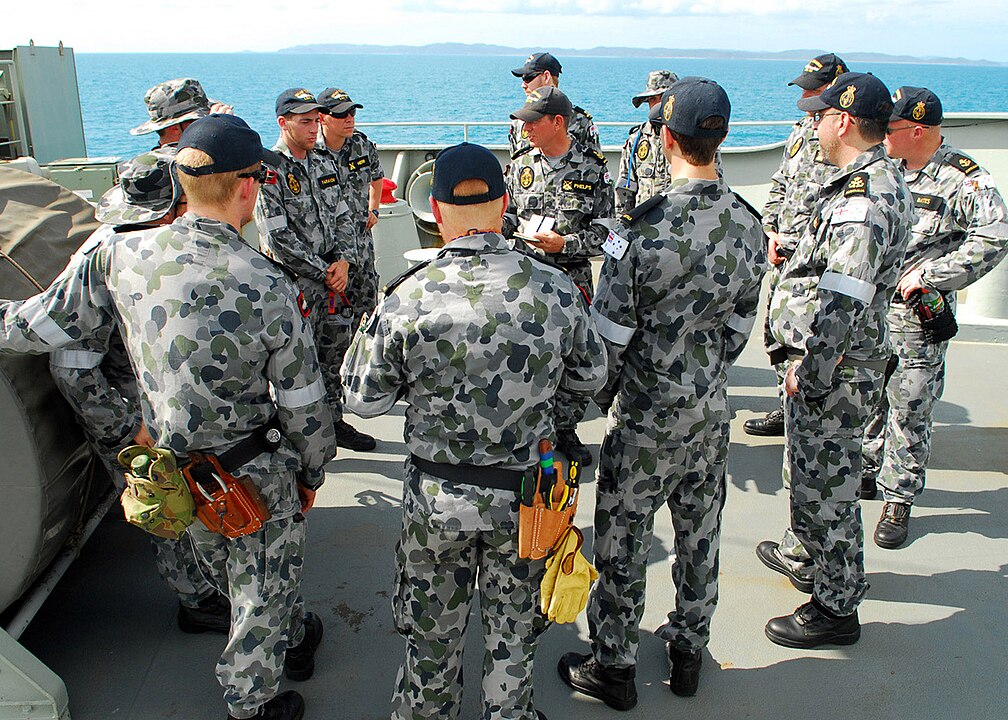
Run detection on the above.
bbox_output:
[844,172,869,198]
[319,173,339,188]
[948,153,980,176]
[602,229,629,260]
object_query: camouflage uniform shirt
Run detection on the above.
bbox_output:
[594,178,767,447]
[615,121,670,215]
[769,144,914,398]
[509,105,601,160]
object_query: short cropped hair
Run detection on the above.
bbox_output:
[669,116,726,166]
[175,148,256,207]
[854,116,887,144]
[437,179,504,229]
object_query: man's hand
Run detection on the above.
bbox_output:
[767,231,785,266]
[298,484,317,513]
[784,360,800,398]
[209,102,234,115]
[897,265,926,301]
[325,260,350,292]
[528,229,565,254]
[133,423,155,448]
[366,210,379,230]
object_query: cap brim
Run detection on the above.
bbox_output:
[510,108,545,122]
[281,102,326,116]
[511,64,533,77]
[95,184,173,225]
[632,90,665,108]
[261,148,283,167]
[648,103,663,124]
[321,101,364,114]
[797,95,831,113]
[789,74,825,91]
[129,108,208,136]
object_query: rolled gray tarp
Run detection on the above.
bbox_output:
[0,166,103,615]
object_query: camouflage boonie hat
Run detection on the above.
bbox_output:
[96,146,181,226]
[632,70,679,107]
[130,78,211,136]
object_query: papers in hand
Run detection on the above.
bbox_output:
[515,214,555,243]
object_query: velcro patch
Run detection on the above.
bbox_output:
[844,172,869,198]
[831,198,869,225]
[602,230,629,260]
[562,179,595,195]
[348,157,369,172]
[319,174,339,188]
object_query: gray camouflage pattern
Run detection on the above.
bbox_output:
[342,231,605,719]
[508,105,601,159]
[96,147,181,226]
[864,144,1008,504]
[770,144,913,615]
[130,77,211,135]
[257,139,359,424]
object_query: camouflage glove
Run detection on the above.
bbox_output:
[540,527,598,623]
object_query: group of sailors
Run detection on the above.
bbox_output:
[0,48,1006,720]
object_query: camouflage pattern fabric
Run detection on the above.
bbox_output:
[863,144,1008,504]
[0,213,335,715]
[769,144,913,615]
[587,177,764,664]
[257,138,359,425]
[342,231,606,719]
[130,77,211,136]
[96,147,181,226]
[508,105,600,159]
[503,141,613,431]
[188,517,307,719]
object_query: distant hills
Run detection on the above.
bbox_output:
[278,43,1003,67]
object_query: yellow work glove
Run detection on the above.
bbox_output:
[540,527,599,623]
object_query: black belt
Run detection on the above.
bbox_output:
[410,454,527,492]
[769,347,892,373]
[555,258,591,270]
[189,417,283,485]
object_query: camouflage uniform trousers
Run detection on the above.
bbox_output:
[587,428,727,667]
[97,445,217,608]
[555,261,595,431]
[188,511,307,719]
[863,326,947,505]
[785,366,884,616]
[304,281,355,425]
[391,467,547,720]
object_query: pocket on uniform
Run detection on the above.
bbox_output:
[559,193,592,214]
[391,562,414,637]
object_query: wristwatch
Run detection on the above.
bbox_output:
[370,209,380,218]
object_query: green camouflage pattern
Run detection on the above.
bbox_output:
[342,231,605,719]
[508,105,601,159]
[130,77,211,136]
[117,445,196,539]
[864,144,1008,505]
[96,147,181,226]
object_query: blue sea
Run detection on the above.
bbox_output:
[77,53,1008,159]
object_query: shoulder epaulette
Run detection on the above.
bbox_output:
[510,144,535,161]
[627,123,643,136]
[947,152,981,176]
[733,192,764,224]
[844,172,870,198]
[382,259,432,297]
[574,105,593,120]
[619,193,666,227]
[592,149,606,164]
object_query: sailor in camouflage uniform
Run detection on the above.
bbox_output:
[615,70,678,215]
[502,86,614,467]
[256,88,375,452]
[508,52,600,160]
[316,87,384,327]
[863,87,1008,549]
[46,147,233,633]
[558,79,765,708]
[751,54,850,595]
[0,115,335,720]
[763,73,913,648]
[746,53,849,440]
[130,77,231,147]
[342,142,606,720]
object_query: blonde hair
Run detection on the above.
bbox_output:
[175,148,256,207]
[437,179,504,230]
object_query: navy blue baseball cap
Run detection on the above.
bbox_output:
[512,52,562,78]
[511,86,573,122]
[430,143,506,206]
[275,88,325,117]
[891,86,943,125]
[176,114,281,176]
[789,53,848,90]
[648,77,730,138]
[798,72,893,121]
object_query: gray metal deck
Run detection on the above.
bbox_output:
[18,331,1008,720]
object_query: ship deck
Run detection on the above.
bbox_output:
[19,318,1008,720]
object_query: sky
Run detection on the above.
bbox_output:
[5,1,1007,63]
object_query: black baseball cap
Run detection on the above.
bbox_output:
[798,72,893,121]
[891,86,943,126]
[318,87,364,115]
[275,88,325,117]
[430,143,506,206]
[648,77,730,139]
[510,86,573,122]
[176,114,281,176]
[511,52,562,78]
[789,53,849,90]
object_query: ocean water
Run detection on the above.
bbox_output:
[77,53,1008,159]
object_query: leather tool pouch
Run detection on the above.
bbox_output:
[183,453,272,539]
[518,469,579,560]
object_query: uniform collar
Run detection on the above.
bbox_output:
[439,232,509,254]
[912,141,953,183]
[178,212,243,241]
[825,143,888,189]
[664,176,726,197]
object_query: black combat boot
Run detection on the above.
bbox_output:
[285,612,324,681]
[556,428,593,467]
[742,407,784,437]
[667,644,702,697]
[227,690,304,720]
[874,501,912,549]
[178,592,231,634]
[557,652,637,711]
[860,466,879,501]
[765,600,860,649]
[333,419,377,451]
[755,540,814,593]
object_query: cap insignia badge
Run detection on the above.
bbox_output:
[839,85,857,109]
[662,95,675,122]
[804,59,823,73]
[912,101,927,121]
[294,90,314,101]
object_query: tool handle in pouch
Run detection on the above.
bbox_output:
[182,453,272,539]
[519,467,579,560]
